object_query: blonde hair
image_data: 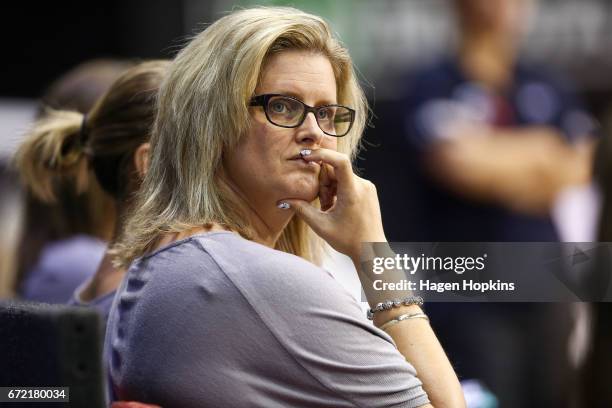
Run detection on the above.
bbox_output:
[15,60,170,203]
[113,7,368,266]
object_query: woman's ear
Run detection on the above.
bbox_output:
[133,143,151,178]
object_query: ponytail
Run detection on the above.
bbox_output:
[14,110,91,202]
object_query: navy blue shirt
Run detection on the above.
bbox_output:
[397,57,595,241]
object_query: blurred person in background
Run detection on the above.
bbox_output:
[13,59,132,303]
[402,0,595,241]
[15,61,168,320]
[396,0,597,406]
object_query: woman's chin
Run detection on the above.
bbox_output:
[281,177,319,202]
[285,190,319,203]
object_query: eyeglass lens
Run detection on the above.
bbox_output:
[265,95,352,136]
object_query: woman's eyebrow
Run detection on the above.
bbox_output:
[267,90,337,106]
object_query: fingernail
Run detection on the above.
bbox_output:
[299,149,312,157]
[277,202,290,209]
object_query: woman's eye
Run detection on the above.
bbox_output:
[270,102,288,113]
[317,108,332,120]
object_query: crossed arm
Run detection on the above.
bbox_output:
[424,125,594,215]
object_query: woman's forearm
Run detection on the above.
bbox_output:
[354,244,465,407]
[374,305,466,408]
[426,127,592,216]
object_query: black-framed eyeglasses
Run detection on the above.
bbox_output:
[249,94,355,137]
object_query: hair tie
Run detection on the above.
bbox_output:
[79,113,89,146]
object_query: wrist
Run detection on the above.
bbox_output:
[373,304,425,328]
[348,239,388,270]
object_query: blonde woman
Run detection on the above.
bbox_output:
[15,61,169,318]
[107,8,464,407]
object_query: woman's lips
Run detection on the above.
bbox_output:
[289,152,306,160]
[288,156,319,169]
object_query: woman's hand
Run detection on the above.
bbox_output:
[282,149,465,408]
[280,148,386,263]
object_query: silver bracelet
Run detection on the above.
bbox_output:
[379,312,429,331]
[367,295,424,320]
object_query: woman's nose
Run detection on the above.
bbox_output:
[295,112,324,145]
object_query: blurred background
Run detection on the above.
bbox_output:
[1,1,612,407]
[2,0,612,233]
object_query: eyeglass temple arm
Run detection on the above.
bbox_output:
[249,95,266,106]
